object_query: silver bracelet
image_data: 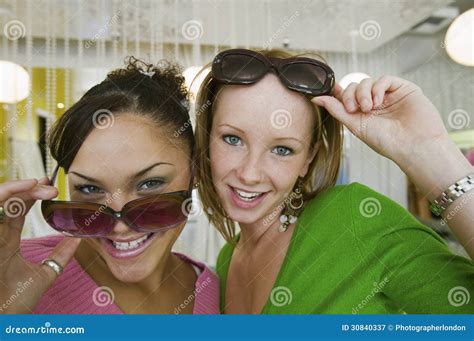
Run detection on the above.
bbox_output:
[429,173,474,216]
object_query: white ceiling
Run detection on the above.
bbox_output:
[0,0,454,52]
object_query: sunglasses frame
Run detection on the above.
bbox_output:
[41,165,193,237]
[211,49,335,96]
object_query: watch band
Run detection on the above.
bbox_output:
[429,174,474,216]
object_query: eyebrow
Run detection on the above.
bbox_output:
[218,123,245,134]
[69,162,174,183]
[219,123,304,145]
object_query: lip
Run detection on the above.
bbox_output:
[100,232,162,260]
[229,185,269,209]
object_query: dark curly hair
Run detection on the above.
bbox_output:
[48,56,193,172]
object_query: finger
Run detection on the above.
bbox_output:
[311,96,359,132]
[355,78,374,113]
[1,183,58,240]
[0,179,38,202]
[1,183,58,222]
[372,75,404,107]
[40,237,82,284]
[331,83,344,102]
[342,83,359,113]
[37,177,50,185]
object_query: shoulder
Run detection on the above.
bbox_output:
[174,252,218,281]
[173,252,220,314]
[301,181,426,230]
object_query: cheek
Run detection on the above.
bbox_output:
[209,141,237,180]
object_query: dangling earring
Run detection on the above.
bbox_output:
[279,178,304,233]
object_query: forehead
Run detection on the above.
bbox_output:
[212,73,314,136]
[70,114,189,175]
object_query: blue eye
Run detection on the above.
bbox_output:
[75,185,104,194]
[272,146,293,156]
[138,179,164,191]
[223,135,242,146]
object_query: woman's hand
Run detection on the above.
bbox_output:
[311,75,450,167]
[313,75,474,260]
[0,178,81,314]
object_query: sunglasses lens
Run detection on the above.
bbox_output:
[221,54,266,81]
[43,207,114,237]
[280,63,328,92]
[125,196,187,231]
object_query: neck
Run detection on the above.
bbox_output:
[238,207,296,254]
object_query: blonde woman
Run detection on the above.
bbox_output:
[194,49,474,314]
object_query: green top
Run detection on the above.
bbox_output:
[216,182,474,314]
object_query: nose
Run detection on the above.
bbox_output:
[107,194,133,235]
[111,220,132,235]
[235,151,264,186]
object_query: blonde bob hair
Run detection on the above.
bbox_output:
[194,49,343,243]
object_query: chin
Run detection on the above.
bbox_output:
[106,260,153,283]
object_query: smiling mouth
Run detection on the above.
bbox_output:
[100,232,162,259]
[230,186,268,201]
[229,186,269,208]
[110,234,151,250]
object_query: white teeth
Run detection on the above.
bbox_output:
[112,234,150,250]
[235,189,262,201]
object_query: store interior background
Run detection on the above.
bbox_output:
[0,0,473,264]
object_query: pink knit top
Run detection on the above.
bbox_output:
[20,235,220,314]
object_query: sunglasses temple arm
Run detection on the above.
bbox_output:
[49,165,60,186]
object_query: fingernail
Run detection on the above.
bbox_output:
[313,98,324,106]
[346,100,356,111]
[362,99,371,111]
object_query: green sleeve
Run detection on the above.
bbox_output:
[351,182,474,313]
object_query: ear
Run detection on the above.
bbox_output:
[299,140,321,178]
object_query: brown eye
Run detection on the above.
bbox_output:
[138,179,164,191]
[74,184,104,194]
